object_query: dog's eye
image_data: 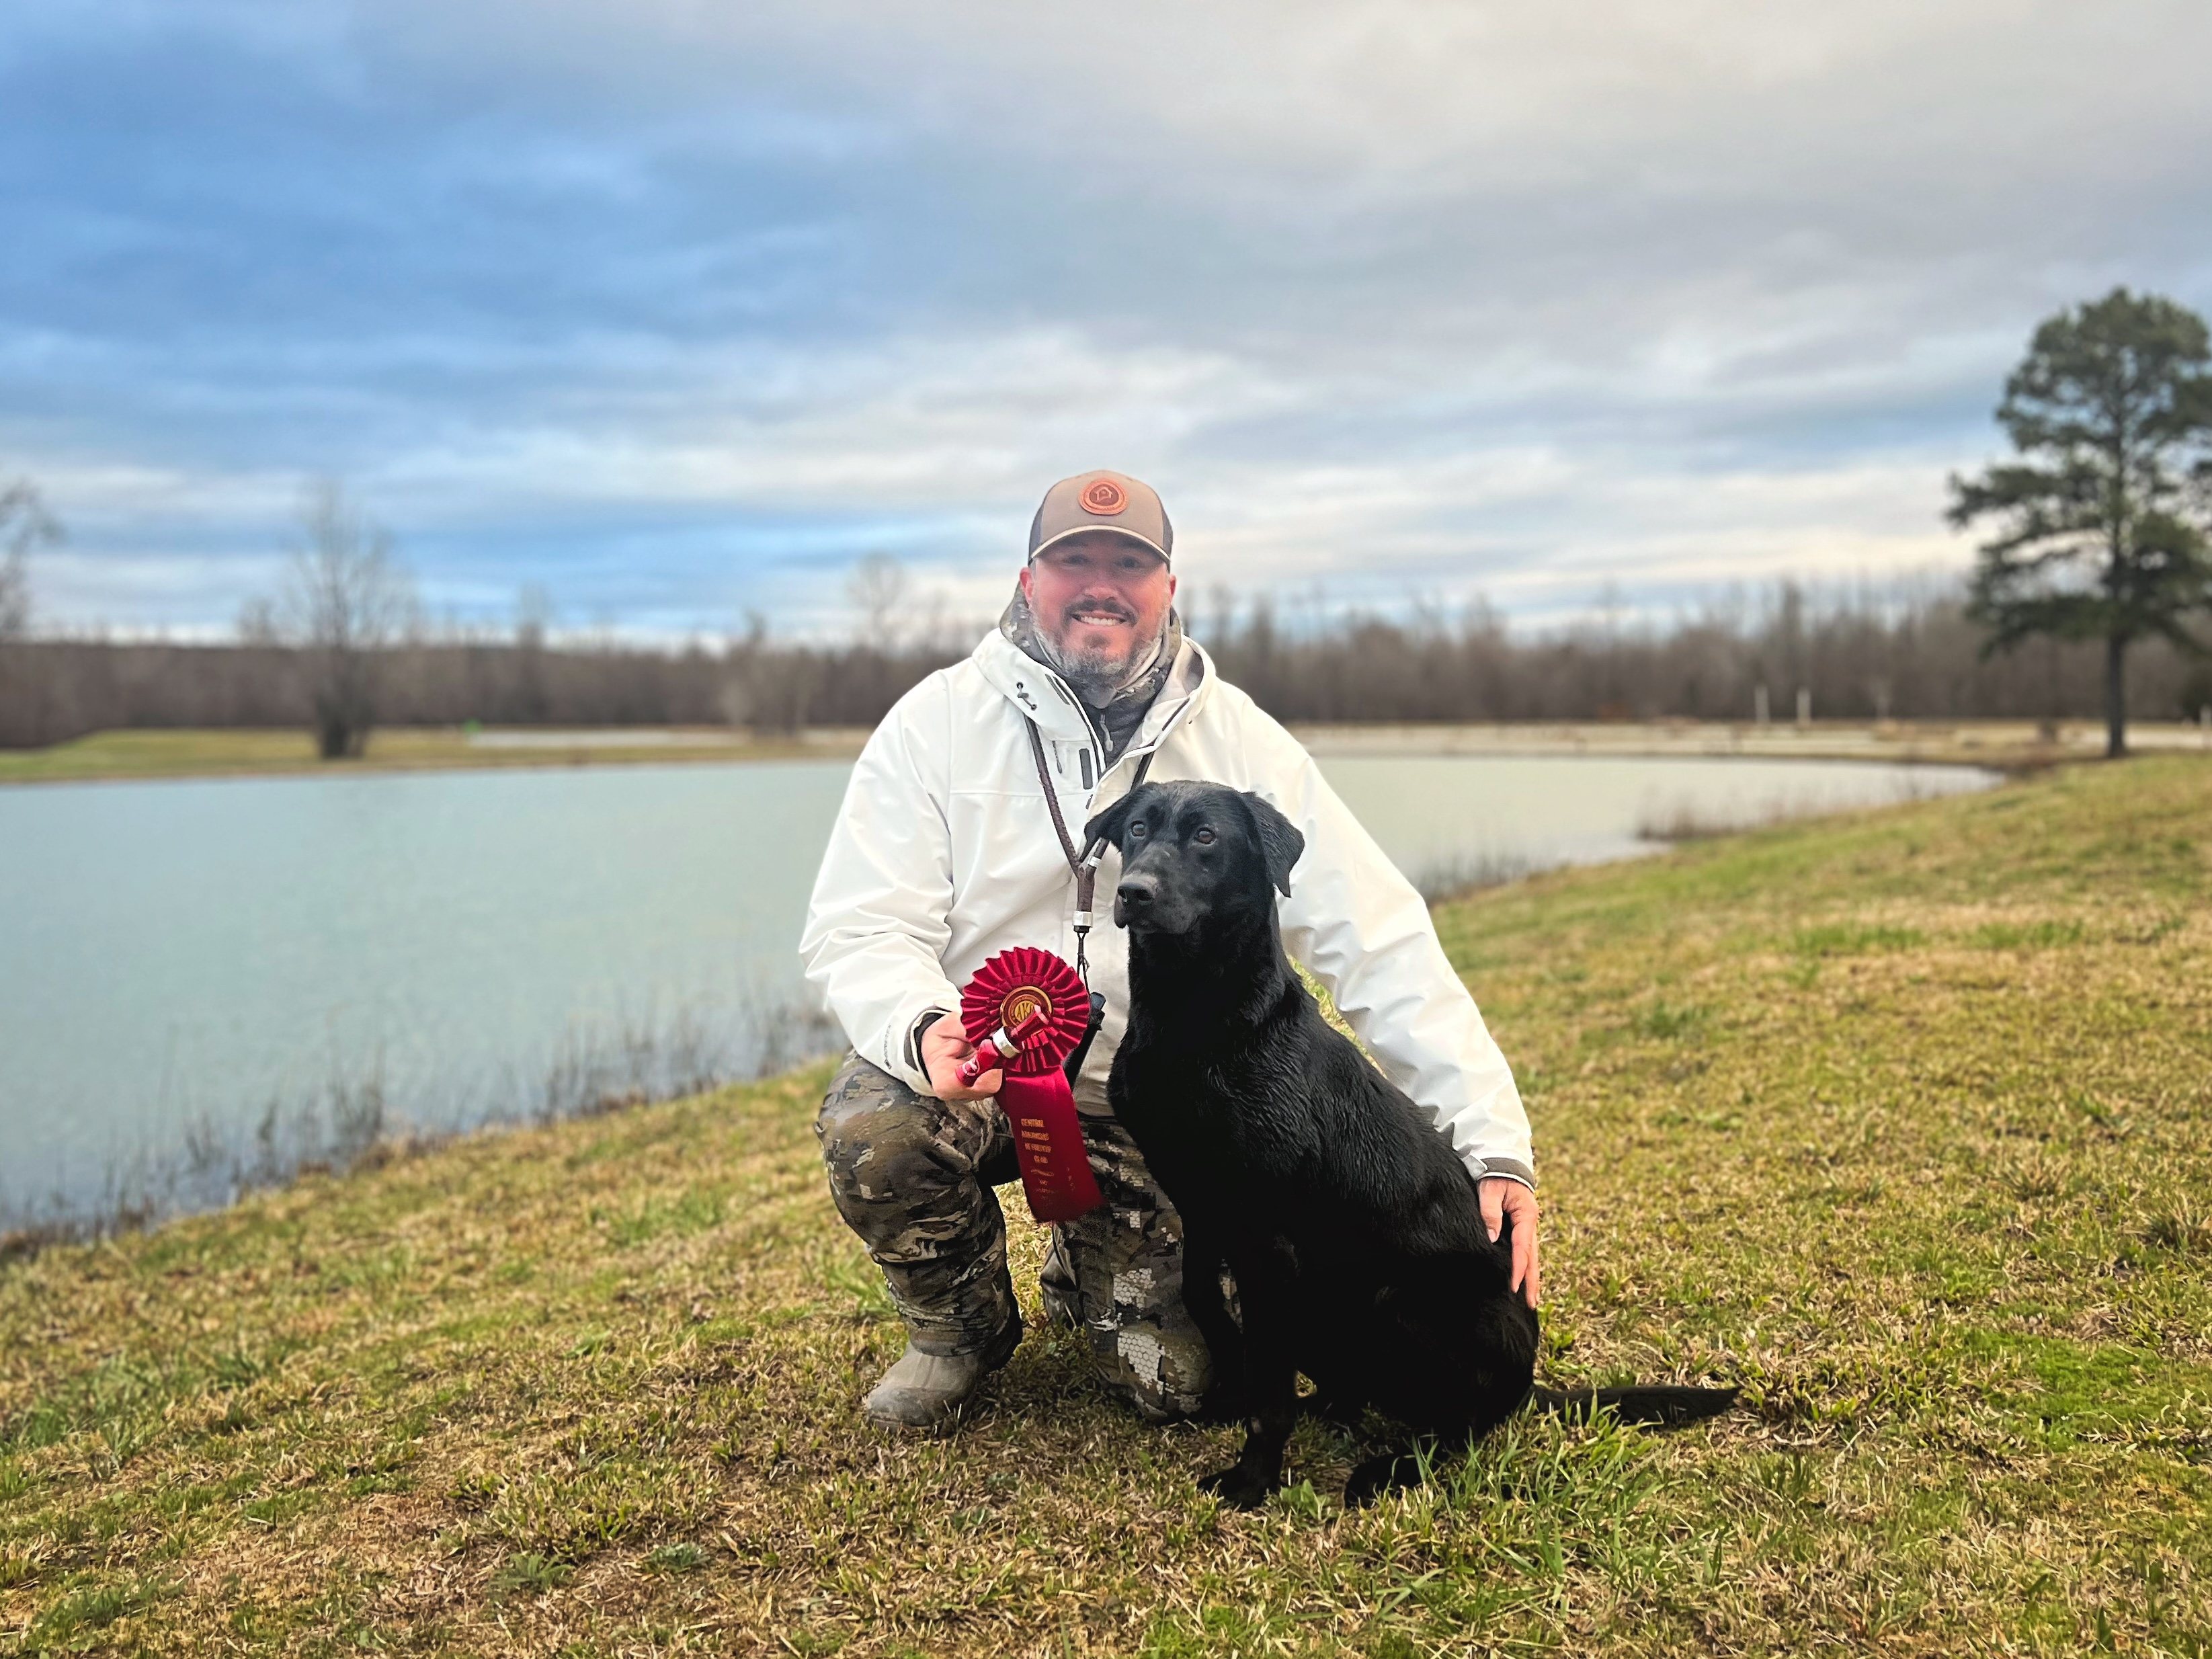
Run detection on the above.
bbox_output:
[1128,821,1147,839]
[1193,827,1215,845]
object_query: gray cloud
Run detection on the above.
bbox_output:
[5,0,2210,634]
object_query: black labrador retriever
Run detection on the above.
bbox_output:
[1085,780,1735,1508]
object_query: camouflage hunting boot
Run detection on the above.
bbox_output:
[815,1052,1217,1424]
[860,1309,1024,1430]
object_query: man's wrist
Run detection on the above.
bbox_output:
[1473,1156,1536,1191]
[907,1008,952,1077]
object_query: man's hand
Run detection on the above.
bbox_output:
[1478,1177,1541,1309]
[921,1014,1003,1102]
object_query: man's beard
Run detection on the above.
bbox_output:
[1055,632,1139,694]
[1045,605,1161,706]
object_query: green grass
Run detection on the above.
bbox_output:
[3,757,2210,1654]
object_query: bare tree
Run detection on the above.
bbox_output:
[847,553,909,644]
[911,585,960,654]
[514,582,554,651]
[279,483,415,760]
[235,596,281,646]
[0,476,63,644]
[510,582,555,722]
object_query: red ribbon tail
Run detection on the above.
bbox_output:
[999,1072,1104,1223]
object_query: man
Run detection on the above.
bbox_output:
[800,471,1539,1429]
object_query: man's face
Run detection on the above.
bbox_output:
[1019,532,1176,687]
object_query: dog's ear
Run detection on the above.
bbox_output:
[1083,785,1148,852]
[1241,792,1305,897]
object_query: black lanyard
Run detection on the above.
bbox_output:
[1024,719,1153,983]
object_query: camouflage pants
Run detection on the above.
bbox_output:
[815,1053,1213,1421]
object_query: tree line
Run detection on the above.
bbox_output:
[3,578,2207,752]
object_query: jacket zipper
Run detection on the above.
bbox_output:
[1018,650,1200,788]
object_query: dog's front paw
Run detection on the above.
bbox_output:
[1197,1463,1280,1510]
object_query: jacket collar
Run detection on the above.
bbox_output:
[972,629,1213,761]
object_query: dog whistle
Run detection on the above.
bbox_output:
[958,1008,1051,1087]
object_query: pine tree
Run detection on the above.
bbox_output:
[1949,288,2212,758]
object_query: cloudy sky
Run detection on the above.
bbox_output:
[5,0,2210,638]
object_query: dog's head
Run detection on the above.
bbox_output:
[1083,780,1305,939]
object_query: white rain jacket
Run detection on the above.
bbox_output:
[798,629,1536,1186]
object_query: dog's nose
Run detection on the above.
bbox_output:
[1116,877,1155,910]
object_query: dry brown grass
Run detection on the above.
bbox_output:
[3,757,2210,1656]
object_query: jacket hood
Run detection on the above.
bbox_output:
[971,626,1213,759]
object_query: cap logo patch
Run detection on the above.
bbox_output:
[1079,477,1129,516]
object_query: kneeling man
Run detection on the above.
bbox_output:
[799,471,1539,1428]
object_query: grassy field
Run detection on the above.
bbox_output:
[3,759,2209,1656]
[0,727,859,784]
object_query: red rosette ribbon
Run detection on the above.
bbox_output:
[958,947,1104,1223]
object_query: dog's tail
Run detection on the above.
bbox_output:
[1531,1384,1737,1427]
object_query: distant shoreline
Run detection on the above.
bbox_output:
[0,725,869,787]
[1,718,2207,786]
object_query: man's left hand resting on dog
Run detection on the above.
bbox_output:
[1479,1178,1541,1308]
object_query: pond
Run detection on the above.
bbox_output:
[0,752,1994,1227]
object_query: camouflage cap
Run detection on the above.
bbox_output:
[1028,471,1173,565]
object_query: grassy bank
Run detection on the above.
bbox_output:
[0,727,866,785]
[3,760,2209,1656]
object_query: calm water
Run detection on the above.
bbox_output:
[0,754,1993,1222]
